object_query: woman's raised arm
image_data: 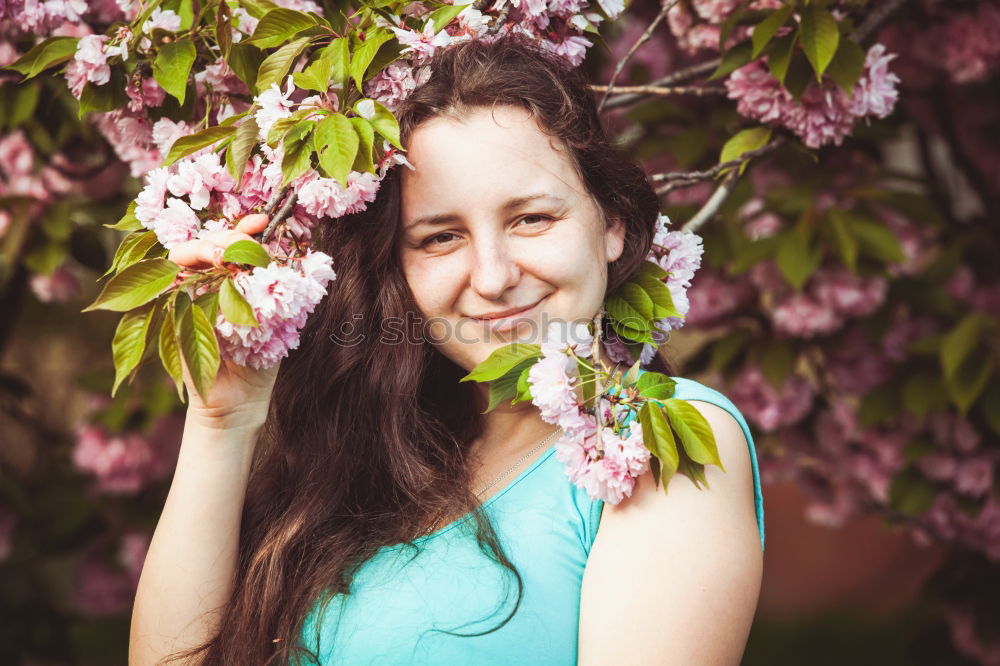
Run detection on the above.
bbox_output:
[129,215,280,666]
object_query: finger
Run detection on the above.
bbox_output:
[168,239,219,268]
[200,229,259,250]
[235,213,269,235]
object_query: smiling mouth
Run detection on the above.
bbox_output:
[469,297,546,332]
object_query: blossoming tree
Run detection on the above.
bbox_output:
[0,0,998,662]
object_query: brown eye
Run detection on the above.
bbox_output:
[423,232,459,247]
[517,214,552,226]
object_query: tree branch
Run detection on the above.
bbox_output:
[590,83,726,97]
[598,0,679,113]
[681,170,738,234]
[650,136,786,185]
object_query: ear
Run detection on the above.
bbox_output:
[605,214,627,263]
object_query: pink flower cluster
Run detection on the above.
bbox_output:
[918,2,1000,85]
[726,43,900,149]
[71,418,181,495]
[667,0,784,56]
[724,365,814,433]
[749,262,887,338]
[529,321,654,503]
[216,250,337,369]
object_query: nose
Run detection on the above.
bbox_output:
[469,232,520,301]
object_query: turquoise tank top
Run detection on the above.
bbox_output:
[294,376,765,664]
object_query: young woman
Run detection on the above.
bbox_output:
[130,35,765,666]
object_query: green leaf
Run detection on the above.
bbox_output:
[766,32,797,85]
[314,113,359,188]
[826,38,866,97]
[78,67,128,117]
[293,53,333,92]
[783,51,815,101]
[604,294,651,334]
[248,8,318,49]
[708,39,753,81]
[902,370,946,419]
[636,371,676,400]
[752,5,792,58]
[255,36,311,94]
[484,358,535,412]
[827,209,858,271]
[609,317,656,345]
[103,230,160,278]
[719,126,772,176]
[178,299,221,402]
[350,29,393,90]
[159,307,185,401]
[216,0,233,58]
[631,273,681,319]
[164,125,236,166]
[623,358,642,386]
[355,97,401,150]
[759,339,795,390]
[635,260,668,281]
[577,357,596,405]
[858,383,900,426]
[800,4,840,80]
[424,6,466,33]
[195,289,220,324]
[104,201,143,231]
[889,467,937,517]
[4,36,78,79]
[940,314,995,414]
[83,259,180,312]
[226,117,260,183]
[323,37,351,89]
[776,231,821,290]
[350,116,375,173]
[618,282,654,319]
[6,81,39,128]
[280,119,315,186]
[639,402,679,493]
[111,304,155,397]
[219,276,259,327]
[662,399,724,470]
[227,42,265,90]
[848,216,906,264]
[460,343,542,382]
[153,38,197,105]
[222,239,271,267]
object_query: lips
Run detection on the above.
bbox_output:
[470,297,546,333]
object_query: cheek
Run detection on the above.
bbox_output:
[402,254,463,317]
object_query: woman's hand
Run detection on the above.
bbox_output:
[169,213,279,429]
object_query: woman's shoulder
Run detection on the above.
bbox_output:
[617,370,766,551]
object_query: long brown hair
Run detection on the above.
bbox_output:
[165,33,673,665]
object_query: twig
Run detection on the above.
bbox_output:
[261,191,298,244]
[681,170,738,234]
[598,0,679,113]
[590,84,726,97]
[487,3,510,35]
[601,59,721,110]
[650,136,786,185]
[851,0,911,44]
[254,185,290,244]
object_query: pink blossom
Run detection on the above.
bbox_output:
[151,117,192,158]
[215,252,337,369]
[126,76,167,113]
[812,267,887,318]
[72,425,172,495]
[254,77,295,141]
[540,35,591,68]
[771,291,842,338]
[141,7,181,34]
[72,552,133,616]
[365,61,433,112]
[826,326,893,393]
[296,171,382,219]
[152,198,201,249]
[65,34,111,98]
[389,19,453,65]
[93,110,161,177]
[29,265,81,303]
[726,43,900,149]
[723,365,813,432]
[684,269,755,327]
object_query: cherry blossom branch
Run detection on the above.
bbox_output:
[851,0,911,44]
[590,83,726,97]
[601,59,721,110]
[651,135,786,190]
[680,170,737,234]
[260,190,299,245]
[597,0,679,113]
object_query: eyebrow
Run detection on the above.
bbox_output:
[404,193,569,230]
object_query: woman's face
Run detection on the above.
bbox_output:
[397,105,626,373]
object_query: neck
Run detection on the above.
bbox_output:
[470,383,558,461]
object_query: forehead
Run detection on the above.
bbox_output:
[399,106,587,227]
